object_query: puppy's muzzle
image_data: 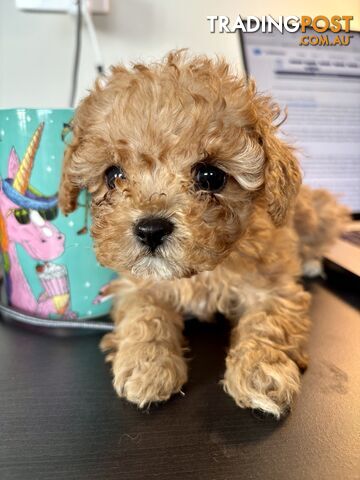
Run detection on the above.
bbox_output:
[134,216,174,252]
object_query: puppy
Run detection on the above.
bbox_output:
[59,51,349,417]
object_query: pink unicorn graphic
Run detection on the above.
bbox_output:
[0,122,77,319]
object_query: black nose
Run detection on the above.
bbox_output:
[135,217,174,251]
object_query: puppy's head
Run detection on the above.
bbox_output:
[59,51,301,280]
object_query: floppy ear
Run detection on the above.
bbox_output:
[58,129,82,215]
[244,80,302,227]
[58,72,115,215]
[262,132,302,227]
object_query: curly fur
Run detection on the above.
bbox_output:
[59,51,349,417]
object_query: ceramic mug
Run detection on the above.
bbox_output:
[0,108,116,322]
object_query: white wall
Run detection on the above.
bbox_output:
[1,0,359,108]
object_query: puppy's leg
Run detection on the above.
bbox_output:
[223,284,310,417]
[100,290,187,407]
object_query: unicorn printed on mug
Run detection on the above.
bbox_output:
[0,122,77,319]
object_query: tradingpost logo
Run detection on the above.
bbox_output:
[207,16,355,46]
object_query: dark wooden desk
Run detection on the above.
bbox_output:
[0,281,359,480]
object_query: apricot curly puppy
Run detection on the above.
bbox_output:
[59,51,349,417]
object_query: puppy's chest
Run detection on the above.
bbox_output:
[174,270,266,322]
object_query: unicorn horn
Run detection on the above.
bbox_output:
[12,122,44,194]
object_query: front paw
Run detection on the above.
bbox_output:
[110,343,187,407]
[223,341,301,418]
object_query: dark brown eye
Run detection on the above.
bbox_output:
[194,163,227,193]
[104,165,126,189]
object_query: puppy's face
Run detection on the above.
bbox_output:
[59,53,301,280]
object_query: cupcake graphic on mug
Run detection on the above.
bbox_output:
[36,263,76,318]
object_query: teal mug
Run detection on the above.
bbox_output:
[0,109,116,324]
